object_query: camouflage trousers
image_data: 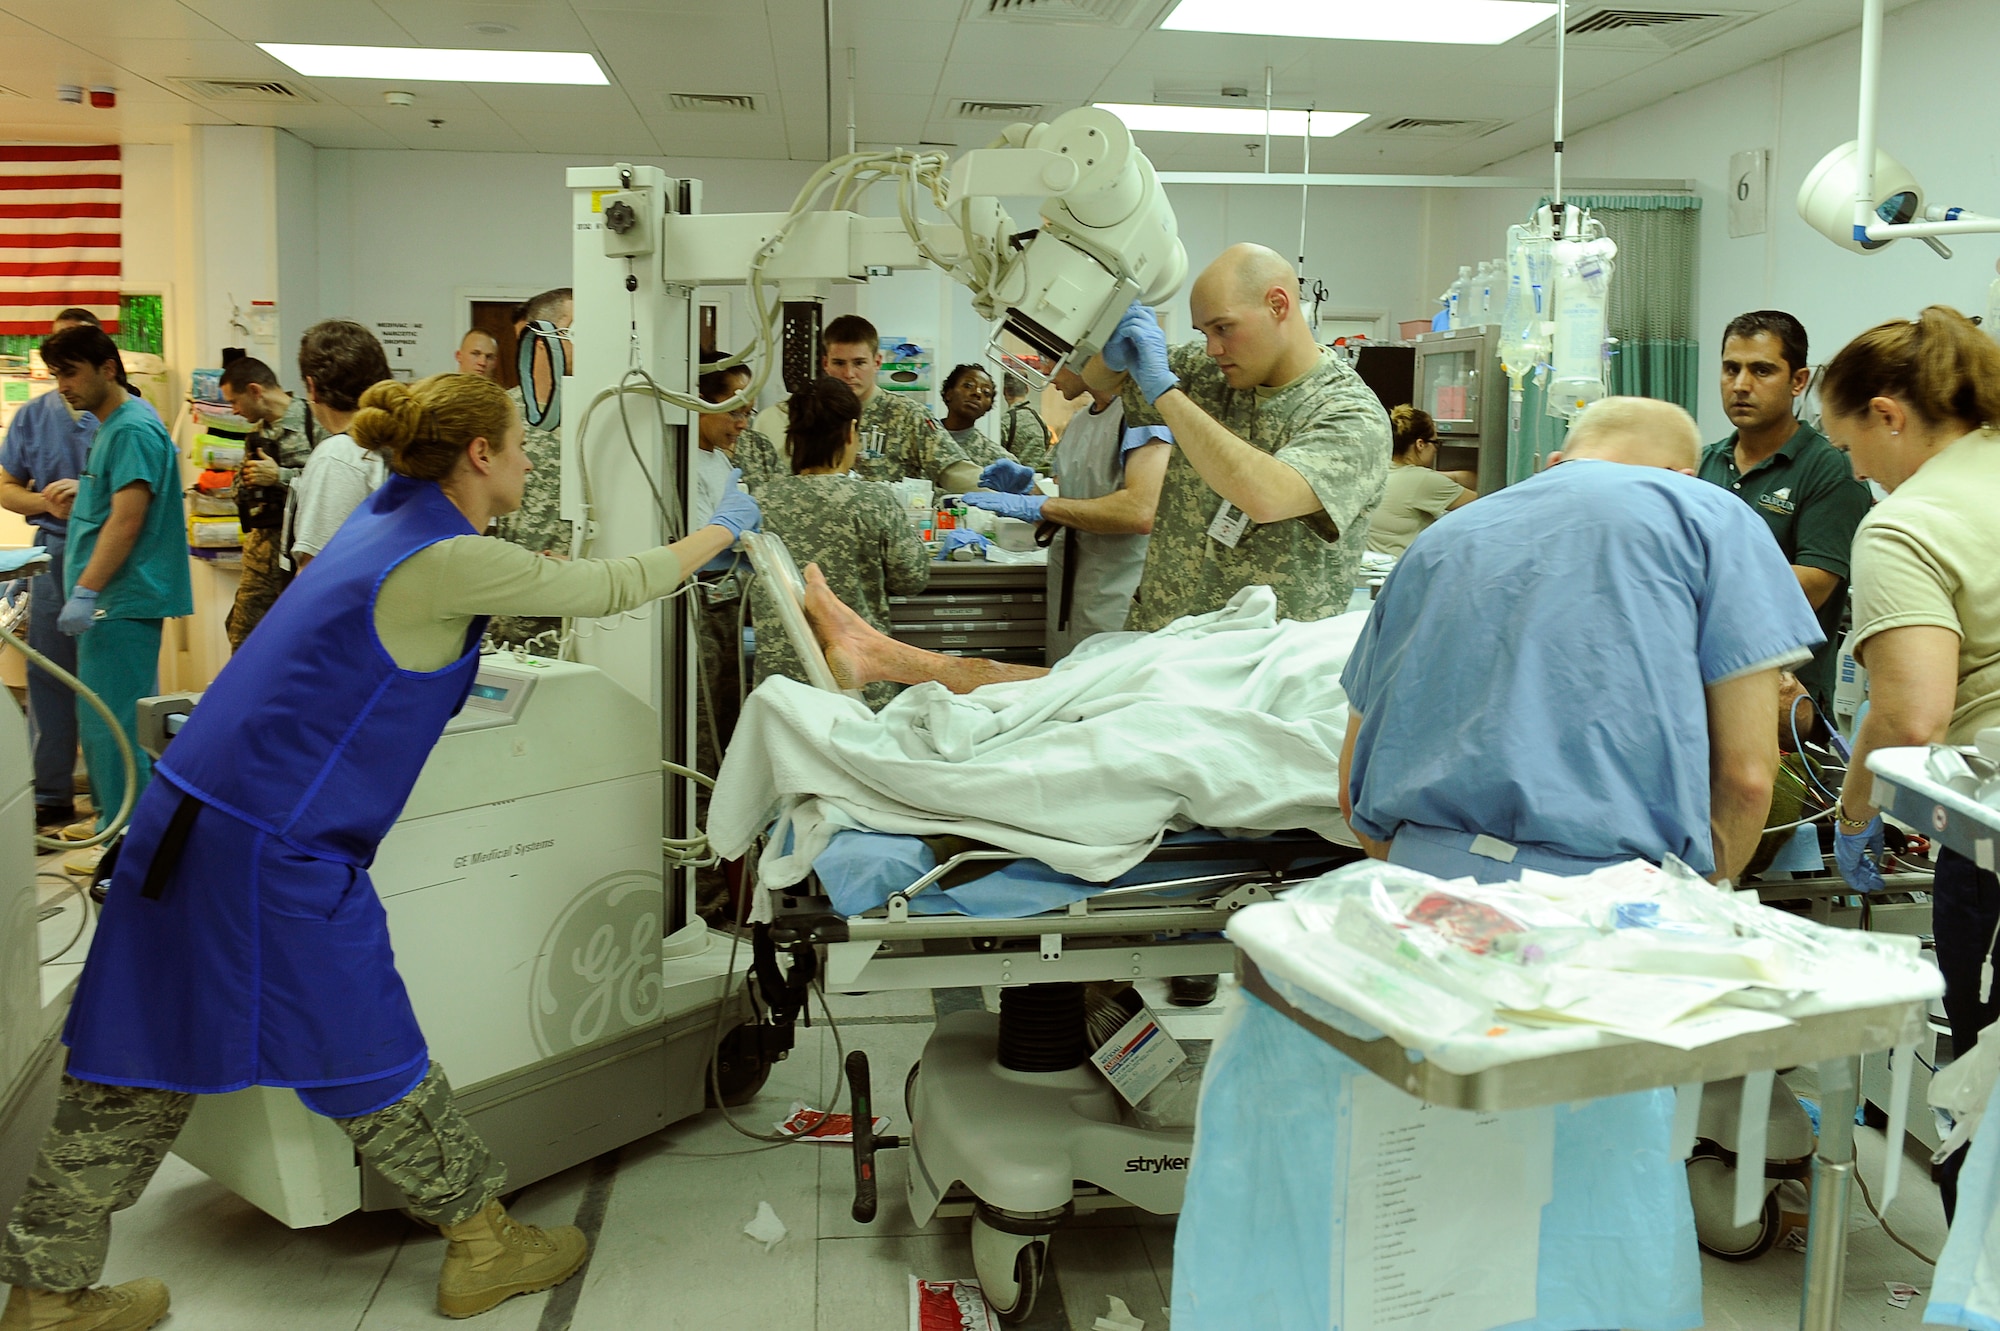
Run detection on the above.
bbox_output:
[0,1063,505,1291]
[224,529,291,651]
[693,586,745,922]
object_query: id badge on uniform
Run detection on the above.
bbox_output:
[859,427,886,462]
[1208,499,1253,548]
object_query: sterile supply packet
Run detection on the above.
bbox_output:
[773,1102,890,1143]
[909,1277,998,1331]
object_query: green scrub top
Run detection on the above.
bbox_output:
[1696,418,1872,712]
[65,396,194,621]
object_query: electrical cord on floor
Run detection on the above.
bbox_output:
[1852,1147,1939,1266]
[36,869,93,966]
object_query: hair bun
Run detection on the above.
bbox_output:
[350,380,424,460]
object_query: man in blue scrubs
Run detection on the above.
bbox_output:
[40,324,192,849]
[0,309,109,830]
[1333,396,1823,1329]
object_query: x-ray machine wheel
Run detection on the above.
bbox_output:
[972,1214,1048,1325]
[904,1061,921,1123]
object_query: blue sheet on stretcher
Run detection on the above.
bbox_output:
[811,829,1340,920]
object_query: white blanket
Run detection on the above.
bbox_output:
[707,587,1365,903]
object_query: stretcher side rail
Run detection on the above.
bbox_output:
[767,833,1359,945]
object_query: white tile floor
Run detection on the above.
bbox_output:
[25,861,1960,1328]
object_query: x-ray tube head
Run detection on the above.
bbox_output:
[984,107,1187,372]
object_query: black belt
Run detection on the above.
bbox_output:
[140,792,203,901]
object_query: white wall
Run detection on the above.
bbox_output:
[1434,0,2000,440]
[284,149,1437,425]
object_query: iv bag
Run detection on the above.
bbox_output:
[1547,236,1617,419]
[1498,224,1552,387]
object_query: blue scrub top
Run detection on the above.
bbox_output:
[1341,460,1823,874]
[0,388,97,539]
[64,397,193,621]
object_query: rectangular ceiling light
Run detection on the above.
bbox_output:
[1161,0,1558,44]
[258,43,608,85]
[1096,103,1367,137]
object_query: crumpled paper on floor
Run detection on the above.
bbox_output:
[742,1201,787,1251]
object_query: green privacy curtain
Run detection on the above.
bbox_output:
[1508,194,1701,483]
[1549,194,1703,411]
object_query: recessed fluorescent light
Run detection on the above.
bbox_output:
[1095,103,1367,138]
[1161,0,1558,45]
[258,43,608,85]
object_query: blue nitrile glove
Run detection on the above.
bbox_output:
[58,587,99,636]
[979,457,1036,494]
[707,476,761,540]
[937,529,990,558]
[1100,301,1176,403]
[960,490,1047,523]
[1835,813,1887,894]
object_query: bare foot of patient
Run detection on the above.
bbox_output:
[802,562,883,690]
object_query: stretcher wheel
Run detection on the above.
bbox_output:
[1687,1146,1782,1261]
[972,1216,1048,1324]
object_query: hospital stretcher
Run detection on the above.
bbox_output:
[753,828,1356,1322]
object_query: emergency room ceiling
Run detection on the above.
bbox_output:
[0,0,1921,174]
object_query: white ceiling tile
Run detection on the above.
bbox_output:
[0,0,233,43]
[64,38,291,80]
[355,104,535,150]
[487,106,657,152]
[369,0,598,50]
[174,0,414,47]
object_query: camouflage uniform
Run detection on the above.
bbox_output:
[732,427,785,497]
[853,390,971,488]
[487,386,571,656]
[1001,402,1051,471]
[944,425,1008,470]
[1122,344,1389,632]
[748,473,930,710]
[0,1063,503,1291]
[227,397,316,649]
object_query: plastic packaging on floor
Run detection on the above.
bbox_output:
[1232,856,1941,1073]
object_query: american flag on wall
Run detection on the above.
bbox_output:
[0,144,122,336]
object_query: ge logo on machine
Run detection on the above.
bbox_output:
[531,869,665,1056]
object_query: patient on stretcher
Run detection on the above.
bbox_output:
[705,576,1367,898]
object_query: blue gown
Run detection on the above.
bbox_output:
[62,475,487,1097]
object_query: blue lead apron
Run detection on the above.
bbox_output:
[63,475,487,1096]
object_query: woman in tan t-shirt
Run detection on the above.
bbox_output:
[1820,306,2000,1221]
[1365,405,1477,558]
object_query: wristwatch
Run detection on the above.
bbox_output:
[1836,808,1874,831]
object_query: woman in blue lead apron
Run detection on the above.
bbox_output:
[1,373,760,1330]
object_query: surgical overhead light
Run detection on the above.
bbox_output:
[1161,0,1558,45]
[1797,142,1927,255]
[1795,0,2000,258]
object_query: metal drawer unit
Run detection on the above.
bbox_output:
[890,562,1048,666]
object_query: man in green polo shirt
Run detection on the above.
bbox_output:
[42,324,194,839]
[1698,310,1871,721]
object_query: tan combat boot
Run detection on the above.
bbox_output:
[435,1200,587,1319]
[0,1281,169,1331]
